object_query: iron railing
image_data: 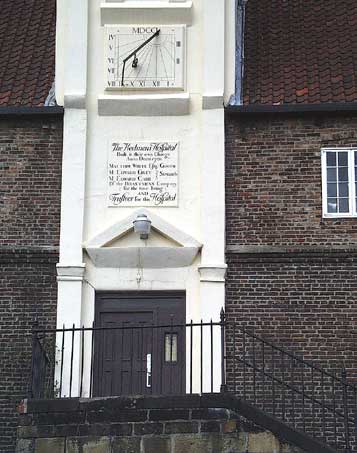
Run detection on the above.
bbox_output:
[225,318,357,452]
[29,317,224,399]
[29,321,50,399]
[29,310,357,452]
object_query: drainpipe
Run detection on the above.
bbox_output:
[232,0,248,105]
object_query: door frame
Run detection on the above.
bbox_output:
[93,290,186,396]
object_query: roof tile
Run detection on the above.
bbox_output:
[243,0,357,105]
[0,0,56,107]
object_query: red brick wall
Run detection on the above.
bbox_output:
[0,118,62,247]
[226,253,357,371]
[225,111,357,379]
[0,116,62,453]
[226,112,357,247]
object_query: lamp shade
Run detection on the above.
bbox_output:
[133,214,152,239]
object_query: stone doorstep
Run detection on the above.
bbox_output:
[22,394,204,415]
[17,394,334,453]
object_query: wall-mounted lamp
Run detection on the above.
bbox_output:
[133,214,152,240]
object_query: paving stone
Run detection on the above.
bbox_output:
[165,421,199,434]
[28,399,80,414]
[53,424,79,437]
[82,437,111,453]
[66,437,111,453]
[87,423,112,437]
[110,423,133,436]
[36,425,56,438]
[111,436,141,453]
[220,434,246,453]
[143,436,171,453]
[16,439,34,453]
[173,435,213,453]
[80,397,136,413]
[35,438,65,453]
[149,409,189,421]
[191,408,229,420]
[87,409,147,424]
[34,411,85,425]
[201,420,221,433]
[135,395,201,410]
[66,438,80,453]
[246,432,280,452]
[17,426,38,439]
[133,422,163,435]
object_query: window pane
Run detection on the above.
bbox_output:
[327,168,337,182]
[327,183,337,197]
[338,167,348,182]
[339,183,349,197]
[338,152,348,166]
[326,152,336,166]
[339,198,349,213]
[165,333,177,362]
[327,198,337,213]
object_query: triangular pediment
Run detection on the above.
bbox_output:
[84,209,201,268]
[104,228,181,248]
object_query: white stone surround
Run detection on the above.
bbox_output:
[55,0,236,396]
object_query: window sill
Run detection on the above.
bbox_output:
[322,214,357,219]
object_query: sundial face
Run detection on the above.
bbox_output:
[105,25,185,90]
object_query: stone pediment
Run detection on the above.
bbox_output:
[84,209,202,268]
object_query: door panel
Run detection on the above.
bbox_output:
[98,311,154,396]
[93,292,185,397]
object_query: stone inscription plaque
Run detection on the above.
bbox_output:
[108,141,179,207]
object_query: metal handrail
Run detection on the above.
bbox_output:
[233,323,355,389]
[32,321,222,334]
[29,312,357,452]
[225,320,357,452]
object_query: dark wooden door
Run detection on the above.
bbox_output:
[93,291,185,397]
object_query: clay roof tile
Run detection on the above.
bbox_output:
[0,0,56,107]
[243,0,357,104]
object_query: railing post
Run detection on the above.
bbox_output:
[342,367,351,453]
[220,308,228,393]
[27,319,39,398]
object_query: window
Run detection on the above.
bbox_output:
[164,333,178,362]
[321,148,357,217]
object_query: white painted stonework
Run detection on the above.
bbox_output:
[55,0,234,396]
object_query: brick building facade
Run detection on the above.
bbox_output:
[225,110,357,378]
[224,0,357,384]
[0,1,61,451]
[3,0,357,452]
[0,116,62,452]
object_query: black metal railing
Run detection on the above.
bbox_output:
[29,321,50,399]
[225,318,357,452]
[29,310,357,452]
[29,318,224,399]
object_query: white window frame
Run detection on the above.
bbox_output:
[321,148,357,218]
